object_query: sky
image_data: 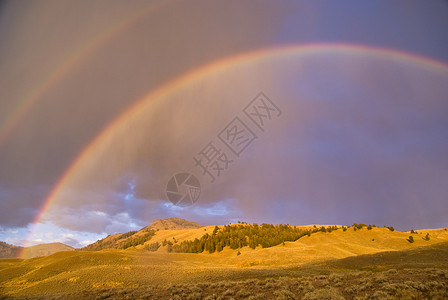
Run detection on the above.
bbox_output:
[0,0,448,248]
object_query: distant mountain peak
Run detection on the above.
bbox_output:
[82,218,203,251]
[21,242,74,259]
[144,217,202,231]
[0,241,22,258]
[0,241,74,259]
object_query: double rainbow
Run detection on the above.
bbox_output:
[17,43,448,258]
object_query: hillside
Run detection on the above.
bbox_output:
[309,240,448,270]
[143,217,202,231]
[81,229,155,251]
[0,225,447,299]
[0,242,74,259]
[134,224,448,267]
[82,217,202,251]
[21,243,74,259]
[0,241,22,258]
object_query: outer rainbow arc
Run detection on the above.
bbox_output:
[19,43,448,258]
[0,0,169,148]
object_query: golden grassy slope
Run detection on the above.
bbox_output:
[0,226,447,298]
[238,227,448,266]
[21,243,74,259]
[140,226,448,264]
[142,217,202,231]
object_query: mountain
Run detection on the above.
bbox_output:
[0,241,74,259]
[21,243,74,259]
[143,217,202,231]
[0,241,22,258]
[82,218,202,251]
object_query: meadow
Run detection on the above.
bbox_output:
[0,224,447,299]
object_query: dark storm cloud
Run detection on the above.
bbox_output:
[0,0,290,228]
[276,1,448,62]
[0,187,43,227]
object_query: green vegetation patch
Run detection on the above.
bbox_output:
[168,224,331,254]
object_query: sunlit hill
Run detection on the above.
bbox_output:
[0,217,447,299]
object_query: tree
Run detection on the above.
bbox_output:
[208,241,215,253]
[249,239,257,249]
[423,233,430,241]
[145,242,161,251]
[407,236,414,243]
[168,222,317,254]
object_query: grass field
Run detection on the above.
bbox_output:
[1,226,447,299]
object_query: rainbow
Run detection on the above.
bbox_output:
[0,0,169,148]
[19,43,448,258]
